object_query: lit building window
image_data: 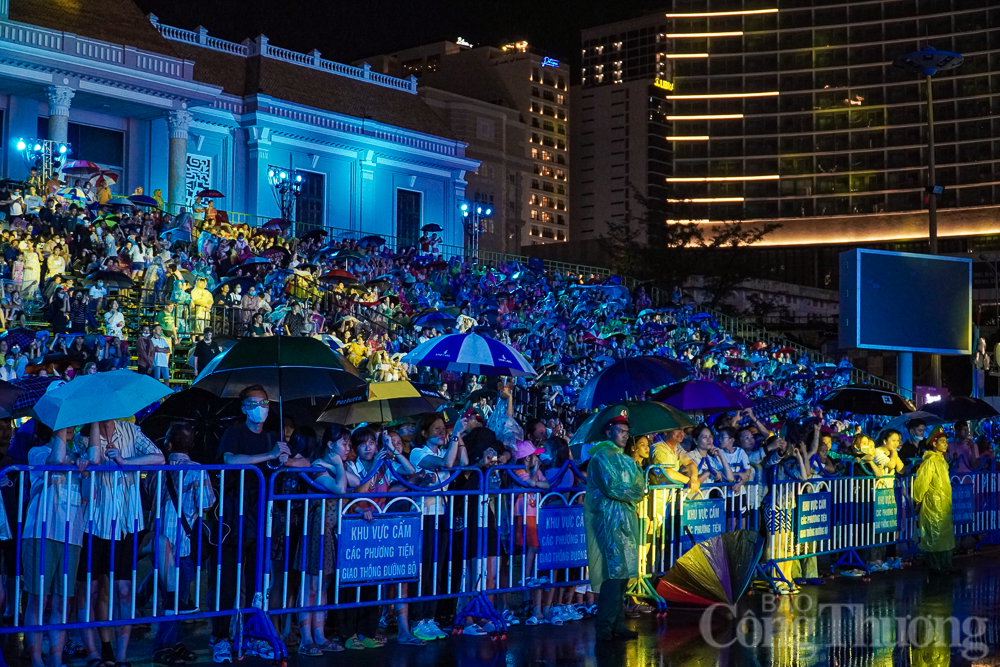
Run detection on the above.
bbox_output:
[531,148,539,159]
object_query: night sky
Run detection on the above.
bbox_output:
[135,0,665,74]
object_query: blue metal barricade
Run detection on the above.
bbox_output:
[0,462,268,643]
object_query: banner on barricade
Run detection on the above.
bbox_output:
[536,505,587,570]
[874,487,898,534]
[797,492,831,544]
[953,483,975,524]
[337,513,422,584]
[681,498,726,549]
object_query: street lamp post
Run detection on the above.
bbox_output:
[267,166,304,231]
[893,46,963,255]
[459,201,492,263]
[894,46,963,390]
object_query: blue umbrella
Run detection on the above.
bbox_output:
[160,228,191,243]
[576,356,693,410]
[32,370,172,429]
[402,332,536,376]
[241,256,273,267]
[129,194,160,208]
[410,310,457,330]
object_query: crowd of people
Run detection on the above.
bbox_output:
[0,173,993,666]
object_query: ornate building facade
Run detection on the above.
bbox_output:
[0,0,478,247]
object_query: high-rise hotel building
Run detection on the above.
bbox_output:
[571,1,1000,283]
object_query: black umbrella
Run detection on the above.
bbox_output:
[139,387,242,464]
[819,385,914,417]
[82,270,133,289]
[192,336,368,429]
[921,396,999,423]
[752,395,803,418]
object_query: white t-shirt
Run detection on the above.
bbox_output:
[409,445,448,515]
[151,335,170,368]
[721,448,751,476]
[89,285,107,300]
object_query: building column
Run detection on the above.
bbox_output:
[166,109,193,207]
[45,86,75,144]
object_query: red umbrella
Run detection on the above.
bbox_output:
[196,189,225,198]
[319,269,357,283]
[62,160,101,176]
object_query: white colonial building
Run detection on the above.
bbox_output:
[0,0,479,247]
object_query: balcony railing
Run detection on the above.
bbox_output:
[148,16,417,94]
[0,18,194,80]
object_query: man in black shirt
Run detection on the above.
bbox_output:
[192,329,222,376]
[212,385,308,661]
[283,301,306,336]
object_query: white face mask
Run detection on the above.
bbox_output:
[245,404,269,424]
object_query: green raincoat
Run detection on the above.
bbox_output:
[584,440,647,593]
[912,450,955,553]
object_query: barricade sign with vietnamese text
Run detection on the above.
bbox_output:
[797,492,831,544]
[874,487,898,534]
[681,498,726,548]
[536,505,587,570]
[337,513,422,584]
[953,483,975,524]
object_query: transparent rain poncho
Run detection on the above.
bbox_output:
[584,441,646,593]
[912,449,955,553]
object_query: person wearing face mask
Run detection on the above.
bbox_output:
[0,354,16,381]
[212,385,308,661]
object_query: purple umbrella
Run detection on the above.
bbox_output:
[652,379,752,414]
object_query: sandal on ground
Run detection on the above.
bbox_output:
[317,640,344,653]
[172,644,197,662]
[396,633,425,646]
[297,643,323,657]
[153,648,184,666]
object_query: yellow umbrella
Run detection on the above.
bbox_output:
[317,381,447,425]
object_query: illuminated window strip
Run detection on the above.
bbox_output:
[666,91,779,100]
[667,136,710,141]
[666,32,743,38]
[667,114,743,120]
[667,175,779,182]
[666,53,709,58]
[667,197,745,203]
[666,9,778,17]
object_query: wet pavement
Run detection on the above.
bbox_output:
[5,550,1000,666]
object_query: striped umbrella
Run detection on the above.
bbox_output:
[62,160,100,176]
[87,171,119,188]
[56,187,88,204]
[402,332,537,376]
